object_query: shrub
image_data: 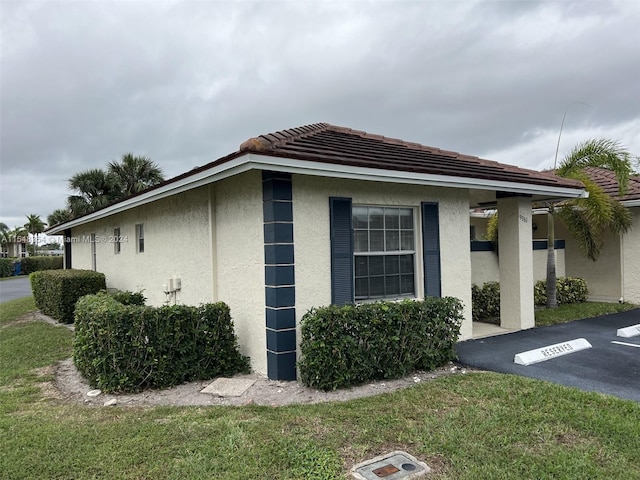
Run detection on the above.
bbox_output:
[471,281,500,323]
[20,256,63,275]
[30,269,106,323]
[534,277,588,305]
[73,293,250,393]
[0,258,13,277]
[298,298,463,391]
[109,289,146,306]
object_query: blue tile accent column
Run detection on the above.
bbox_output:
[263,171,297,380]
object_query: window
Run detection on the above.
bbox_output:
[352,206,415,300]
[90,233,96,271]
[135,224,144,253]
[113,228,121,254]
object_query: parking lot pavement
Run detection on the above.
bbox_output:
[456,309,640,402]
[0,276,32,303]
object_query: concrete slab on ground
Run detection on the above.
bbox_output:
[201,377,256,397]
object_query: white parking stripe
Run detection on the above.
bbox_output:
[611,341,640,348]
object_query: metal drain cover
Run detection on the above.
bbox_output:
[351,451,430,479]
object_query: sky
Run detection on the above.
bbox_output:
[1,0,639,235]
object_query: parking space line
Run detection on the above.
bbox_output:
[611,341,640,348]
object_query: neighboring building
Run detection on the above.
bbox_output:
[560,168,640,304]
[470,168,640,305]
[1,239,29,258]
[46,123,586,380]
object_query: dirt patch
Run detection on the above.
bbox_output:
[51,358,471,408]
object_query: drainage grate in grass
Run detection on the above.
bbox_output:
[351,451,430,479]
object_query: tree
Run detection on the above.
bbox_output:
[545,139,633,308]
[47,208,73,227]
[65,154,164,219]
[67,168,119,217]
[108,153,164,197]
[0,222,9,244]
[24,214,47,256]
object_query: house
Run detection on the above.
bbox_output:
[559,168,640,304]
[470,167,640,305]
[1,238,29,258]
[46,123,587,380]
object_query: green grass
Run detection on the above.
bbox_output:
[536,301,637,326]
[0,296,36,325]
[1,297,639,479]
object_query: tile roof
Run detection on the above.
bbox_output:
[583,167,640,202]
[238,123,584,189]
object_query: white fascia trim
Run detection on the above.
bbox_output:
[47,156,254,233]
[48,152,587,233]
[623,199,640,207]
[244,154,588,198]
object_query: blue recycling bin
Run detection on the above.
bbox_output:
[13,260,22,276]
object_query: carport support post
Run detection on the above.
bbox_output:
[497,196,535,330]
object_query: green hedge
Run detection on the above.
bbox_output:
[73,293,250,393]
[20,256,63,274]
[109,289,146,306]
[0,258,13,277]
[471,281,500,323]
[30,269,106,323]
[534,277,588,305]
[298,298,463,391]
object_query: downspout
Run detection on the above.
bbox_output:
[619,233,625,303]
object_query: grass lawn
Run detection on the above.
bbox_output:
[535,301,637,327]
[1,298,639,479]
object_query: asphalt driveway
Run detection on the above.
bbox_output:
[0,276,33,303]
[456,309,640,402]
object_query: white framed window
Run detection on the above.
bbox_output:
[113,227,121,254]
[353,206,415,301]
[135,224,144,253]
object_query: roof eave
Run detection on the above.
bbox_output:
[46,152,587,234]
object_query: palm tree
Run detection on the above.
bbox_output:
[67,168,119,217]
[108,153,164,197]
[24,214,47,256]
[546,139,633,308]
[47,208,73,227]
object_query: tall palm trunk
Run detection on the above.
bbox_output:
[546,206,557,308]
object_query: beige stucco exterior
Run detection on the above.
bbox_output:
[66,169,559,376]
[471,248,565,286]
[622,208,640,304]
[293,175,474,341]
[69,186,214,306]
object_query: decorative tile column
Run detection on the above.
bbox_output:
[262,171,297,380]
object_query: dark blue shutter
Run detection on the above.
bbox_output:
[330,197,353,305]
[422,202,441,297]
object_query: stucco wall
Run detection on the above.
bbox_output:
[471,249,565,286]
[560,222,622,302]
[213,170,267,374]
[70,186,214,307]
[293,175,473,340]
[623,207,640,304]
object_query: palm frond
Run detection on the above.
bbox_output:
[557,205,604,261]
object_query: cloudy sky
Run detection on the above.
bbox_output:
[1,0,639,232]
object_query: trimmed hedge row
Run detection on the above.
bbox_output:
[472,277,589,322]
[73,293,250,393]
[534,277,588,306]
[0,258,12,277]
[30,269,106,323]
[20,256,63,274]
[471,281,500,322]
[298,298,463,391]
